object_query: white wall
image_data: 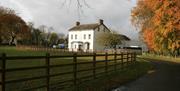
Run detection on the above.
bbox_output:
[68,30,94,52]
[68,25,111,52]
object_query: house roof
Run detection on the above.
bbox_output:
[69,23,100,31]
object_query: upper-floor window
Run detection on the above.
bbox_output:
[84,34,86,39]
[75,34,77,39]
[88,34,91,39]
[71,34,73,39]
[97,27,100,32]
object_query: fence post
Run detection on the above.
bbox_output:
[46,53,50,91]
[105,52,108,74]
[121,52,124,69]
[73,53,77,90]
[134,53,136,62]
[131,53,133,63]
[130,53,132,63]
[114,52,117,71]
[127,53,129,66]
[93,53,96,79]
[1,53,6,91]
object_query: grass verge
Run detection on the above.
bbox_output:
[140,53,180,63]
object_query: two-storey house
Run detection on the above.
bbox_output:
[68,19,111,52]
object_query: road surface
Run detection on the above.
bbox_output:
[112,59,180,91]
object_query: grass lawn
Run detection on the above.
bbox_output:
[0,46,152,91]
[65,59,152,91]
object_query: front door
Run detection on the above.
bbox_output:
[78,45,82,51]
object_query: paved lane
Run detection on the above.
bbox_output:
[112,59,180,91]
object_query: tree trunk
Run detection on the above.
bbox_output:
[9,36,16,45]
[0,37,2,45]
[175,48,180,57]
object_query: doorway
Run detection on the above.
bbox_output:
[78,44,83,51]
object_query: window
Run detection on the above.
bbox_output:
[75,34,77,39]
[71,34,73,39]
[97,27,100,32]
[88,34,91,39]
[84,34,86,39]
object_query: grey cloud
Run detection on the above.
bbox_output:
[0,0,139,39]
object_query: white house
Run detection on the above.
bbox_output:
[68,19,111,52]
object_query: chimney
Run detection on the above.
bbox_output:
[99,19,103,25]
[76,21,80,26]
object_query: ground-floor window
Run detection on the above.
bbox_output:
[71,42,91,51]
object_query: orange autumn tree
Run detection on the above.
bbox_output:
[131,0,180,56]
[143,29,156,51]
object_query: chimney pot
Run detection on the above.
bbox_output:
[76,21,80,26]
[99,19,103,24]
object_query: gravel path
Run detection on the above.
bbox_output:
[112,59,180,91]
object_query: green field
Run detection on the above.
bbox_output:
[0,46,152,91]
[0,46,73,56]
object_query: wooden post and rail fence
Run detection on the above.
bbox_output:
[0,52,136,91]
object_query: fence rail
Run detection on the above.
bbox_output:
[0,52,136,91]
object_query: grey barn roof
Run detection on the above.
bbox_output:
[69,23,100,31]
[113,34,131,41]
[118,34,131,41]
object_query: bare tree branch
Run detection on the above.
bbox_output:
[59,0,67,9]
[82,0,91,9]
[59,0,91,20]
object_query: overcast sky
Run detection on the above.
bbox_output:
[0,0,139,40]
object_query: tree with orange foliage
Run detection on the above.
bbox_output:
[131,0,180,56]
[0,6,29,45]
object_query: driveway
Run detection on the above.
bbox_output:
[112,59,180,91]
